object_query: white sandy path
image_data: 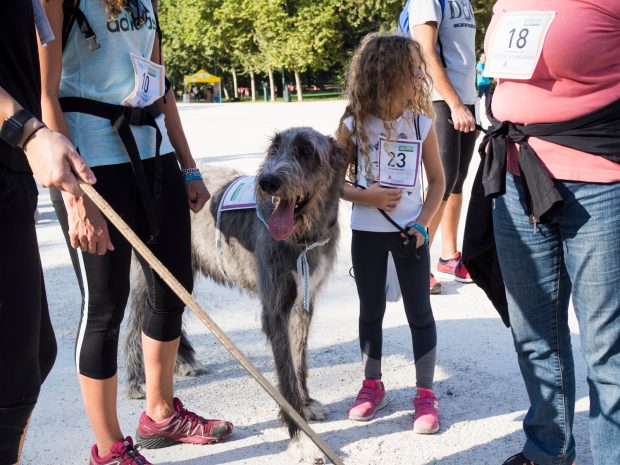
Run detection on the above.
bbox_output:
[25,101,592,465]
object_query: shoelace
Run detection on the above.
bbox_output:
[119,442,148,465]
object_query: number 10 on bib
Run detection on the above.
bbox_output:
[484,11,555,80]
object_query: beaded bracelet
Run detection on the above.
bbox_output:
[182,167,202,182]
[407,223,429,244]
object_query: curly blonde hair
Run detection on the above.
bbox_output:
[340,33,433,180]
[100,0,126,17]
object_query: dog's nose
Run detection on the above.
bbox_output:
[258,174,281,194]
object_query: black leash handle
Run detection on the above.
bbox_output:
[447,118,488,134]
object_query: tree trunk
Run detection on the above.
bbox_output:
[294,71,303,102]
[223,86,230,101]
[268,70,275,102]
[250,71,256,102]
[232,69,238,99]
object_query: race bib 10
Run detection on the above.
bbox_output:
[122,52,165,108]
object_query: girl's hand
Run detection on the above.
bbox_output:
[366,183,402,211]
[401,228,426,249]
[186,179,210,213]
[65,195,114,255]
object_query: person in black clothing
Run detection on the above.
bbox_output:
[0,2,94,464]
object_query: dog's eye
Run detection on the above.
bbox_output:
[301,145,314,157]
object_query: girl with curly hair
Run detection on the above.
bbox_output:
[336,33,445,432]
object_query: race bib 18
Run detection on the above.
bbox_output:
[484,11,556,80]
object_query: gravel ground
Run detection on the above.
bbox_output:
[24,101,592,465]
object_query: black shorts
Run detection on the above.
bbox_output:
[433,101,478,201]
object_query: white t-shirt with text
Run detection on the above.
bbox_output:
[343,111,432,232]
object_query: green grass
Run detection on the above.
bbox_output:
[178,91,344,104]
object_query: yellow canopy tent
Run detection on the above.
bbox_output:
[183,69,222,103]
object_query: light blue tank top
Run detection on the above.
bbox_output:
[60,0,174,167]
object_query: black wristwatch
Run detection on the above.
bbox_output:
[0,109,35,148]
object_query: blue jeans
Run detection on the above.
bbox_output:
[493,174,620,465]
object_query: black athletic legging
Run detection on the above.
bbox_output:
[433,100,478,201]
[0,167,57,465]
[51,154,193,380]
[351,230,437,388]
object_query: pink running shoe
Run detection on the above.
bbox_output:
[437,252,473,283]
[90,437,151,465]
[348,379,388,421]
[413,388,439,434]
[136,397,233,448]
[430,273,442,295]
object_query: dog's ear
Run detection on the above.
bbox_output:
[268,132,282,155]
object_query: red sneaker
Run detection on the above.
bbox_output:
[348,379,388,421]
[136,398,233,448]
[436,252,473,283]
[90,437,151,465]
[430,273,442,295]
[413,388,439,434]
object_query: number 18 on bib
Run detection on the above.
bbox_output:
[484,11,556,80]
[378,137,421,188]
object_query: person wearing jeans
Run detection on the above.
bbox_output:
[494,175,620,465]
[485,1,620,465]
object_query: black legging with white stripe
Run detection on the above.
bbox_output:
[51,154,193,379]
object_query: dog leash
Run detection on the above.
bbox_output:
[80,183,345,465]
[296,236,331,311]
[256,204,331,312]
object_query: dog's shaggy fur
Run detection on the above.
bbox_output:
[123,127,347,463]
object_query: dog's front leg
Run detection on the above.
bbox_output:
[289,305,328,422]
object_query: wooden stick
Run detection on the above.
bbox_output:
[80,183,344,465]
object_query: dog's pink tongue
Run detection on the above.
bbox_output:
[269,199,295,240]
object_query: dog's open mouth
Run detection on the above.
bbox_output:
[268,195,310,241]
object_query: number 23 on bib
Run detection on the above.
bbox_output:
[378,137,422,188]
[484,11,556,80]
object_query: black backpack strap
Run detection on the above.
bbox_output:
[151,6,169,103]
[59,97,163,243]
[62,0,101,52]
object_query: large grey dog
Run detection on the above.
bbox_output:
[123,127,347,463]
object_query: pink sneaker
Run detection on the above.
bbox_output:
[136,397,233,448]
[430,273,442,295]
[348,379,388,421]
[90,437,151,465]
[413,388,439,434]
[437,252,473,283]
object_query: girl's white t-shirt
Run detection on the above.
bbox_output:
[343,111,432,232]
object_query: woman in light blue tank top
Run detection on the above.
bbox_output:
[38,1,233,462]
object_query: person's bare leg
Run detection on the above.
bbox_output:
[142,333,179,422]
[439,193,463,259]
[428,200,447,248]
[12,414,31,465]
[79,374,124,457]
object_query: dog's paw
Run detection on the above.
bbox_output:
[174,360,207,378]
[287,433,327,464]
[304,399,329,421]
[125,383,145,400]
